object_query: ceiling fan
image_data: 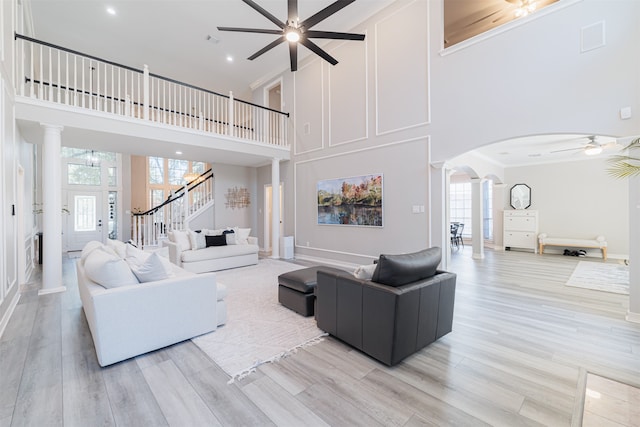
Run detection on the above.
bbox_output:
[550,135,619,156]
[217,0,365,72]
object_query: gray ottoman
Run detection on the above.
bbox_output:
[278,266,344,316]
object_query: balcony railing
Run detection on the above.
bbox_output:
[14,34,289,147]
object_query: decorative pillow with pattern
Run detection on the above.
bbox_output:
[187,229,207,250]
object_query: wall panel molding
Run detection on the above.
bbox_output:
[374,0,430,136]
[328,34,369,147]
[293,59,325,156]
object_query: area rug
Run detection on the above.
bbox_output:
[191,259,328,382]
[565,261,629,295]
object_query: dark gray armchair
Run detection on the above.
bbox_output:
[315,247,456,366]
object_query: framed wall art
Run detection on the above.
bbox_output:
[317,174,383,227]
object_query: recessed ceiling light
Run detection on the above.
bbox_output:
[226,55,233,62]
[175,151,183,155]
[106,7,116,15]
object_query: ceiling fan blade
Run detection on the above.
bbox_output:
[247,36,286,60]
[241,0,286,29]
[299,38,338,65]
[300,0,356,30]
[217,27,283,35]
[288,0,297,23]
[289,41,298,71]
[550,147,584,154]
[305,30,365,40]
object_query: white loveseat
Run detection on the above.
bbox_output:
[76,240,227,367]
[164,227,259,273]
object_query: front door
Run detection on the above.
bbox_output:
[67,190,105,251]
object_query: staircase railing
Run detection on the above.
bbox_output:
[14,33,289,147]
[132,169,214,248]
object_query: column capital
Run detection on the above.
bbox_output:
[39,123,64,132]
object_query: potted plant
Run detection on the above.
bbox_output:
[608,137,640,178]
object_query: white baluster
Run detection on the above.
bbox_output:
[228,91,234,136]
[143,64,149,120]
[64,53,69,105]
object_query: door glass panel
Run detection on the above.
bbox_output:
[75,195,96,231]
[68,163,101,185]
[108,191,117,239]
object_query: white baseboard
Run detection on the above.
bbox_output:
[38,286,66,296]
[293,254,359,271]
[626,311,640,324]
[0,292,21,340]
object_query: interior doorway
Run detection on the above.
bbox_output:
[264,183,283,253]
[264,79,283,144]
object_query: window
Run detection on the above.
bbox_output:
[68,164,101,185]
[483,180,493,241]
[74,195,96,231]
[149,157,164,184]
[450,182,472,238]
[147,158,209,211]
[108,167,117,186]
[168,159,188,185]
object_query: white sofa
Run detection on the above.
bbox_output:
[164,228,259,273]
[76,240,227,367]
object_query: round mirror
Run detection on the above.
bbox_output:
[510,184,531,209]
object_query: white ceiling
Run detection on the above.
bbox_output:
[27,0,395,100]
[462,134,623,168]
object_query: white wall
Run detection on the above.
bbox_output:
[213,163,257,235]
[254,0,431,264]
[0,0,27,334]
[504,157,628,257]
[429,0,640,161]
[253,0,639,265]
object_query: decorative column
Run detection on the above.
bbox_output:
[430,161,450,270]
[39,124,66,295]
[471,178,485,260]
[271,158,280,259]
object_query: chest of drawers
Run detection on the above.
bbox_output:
[503,210,538,253]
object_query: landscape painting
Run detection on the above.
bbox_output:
[317,174,383,227]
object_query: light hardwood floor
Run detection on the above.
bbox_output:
[1,248,638,426]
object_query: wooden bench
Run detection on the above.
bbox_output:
[538,233,607,260]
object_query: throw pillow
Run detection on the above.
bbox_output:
[187,229,207,250]
[172,230,192,252]
[84,248,139,288]
[353,263,377,280]
[371,247,441,287]
[126,251,174,283]
[205,234,227,247]
[105,239,127,258]
[80,241,105,265]
[223,228,236,245]
[235,228,251,245]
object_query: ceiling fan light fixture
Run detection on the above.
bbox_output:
[285,30,300,43]
[511,0,537,18]
[585,146,603,156]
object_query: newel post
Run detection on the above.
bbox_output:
[143,64,150,120]
[228,91,234,137]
